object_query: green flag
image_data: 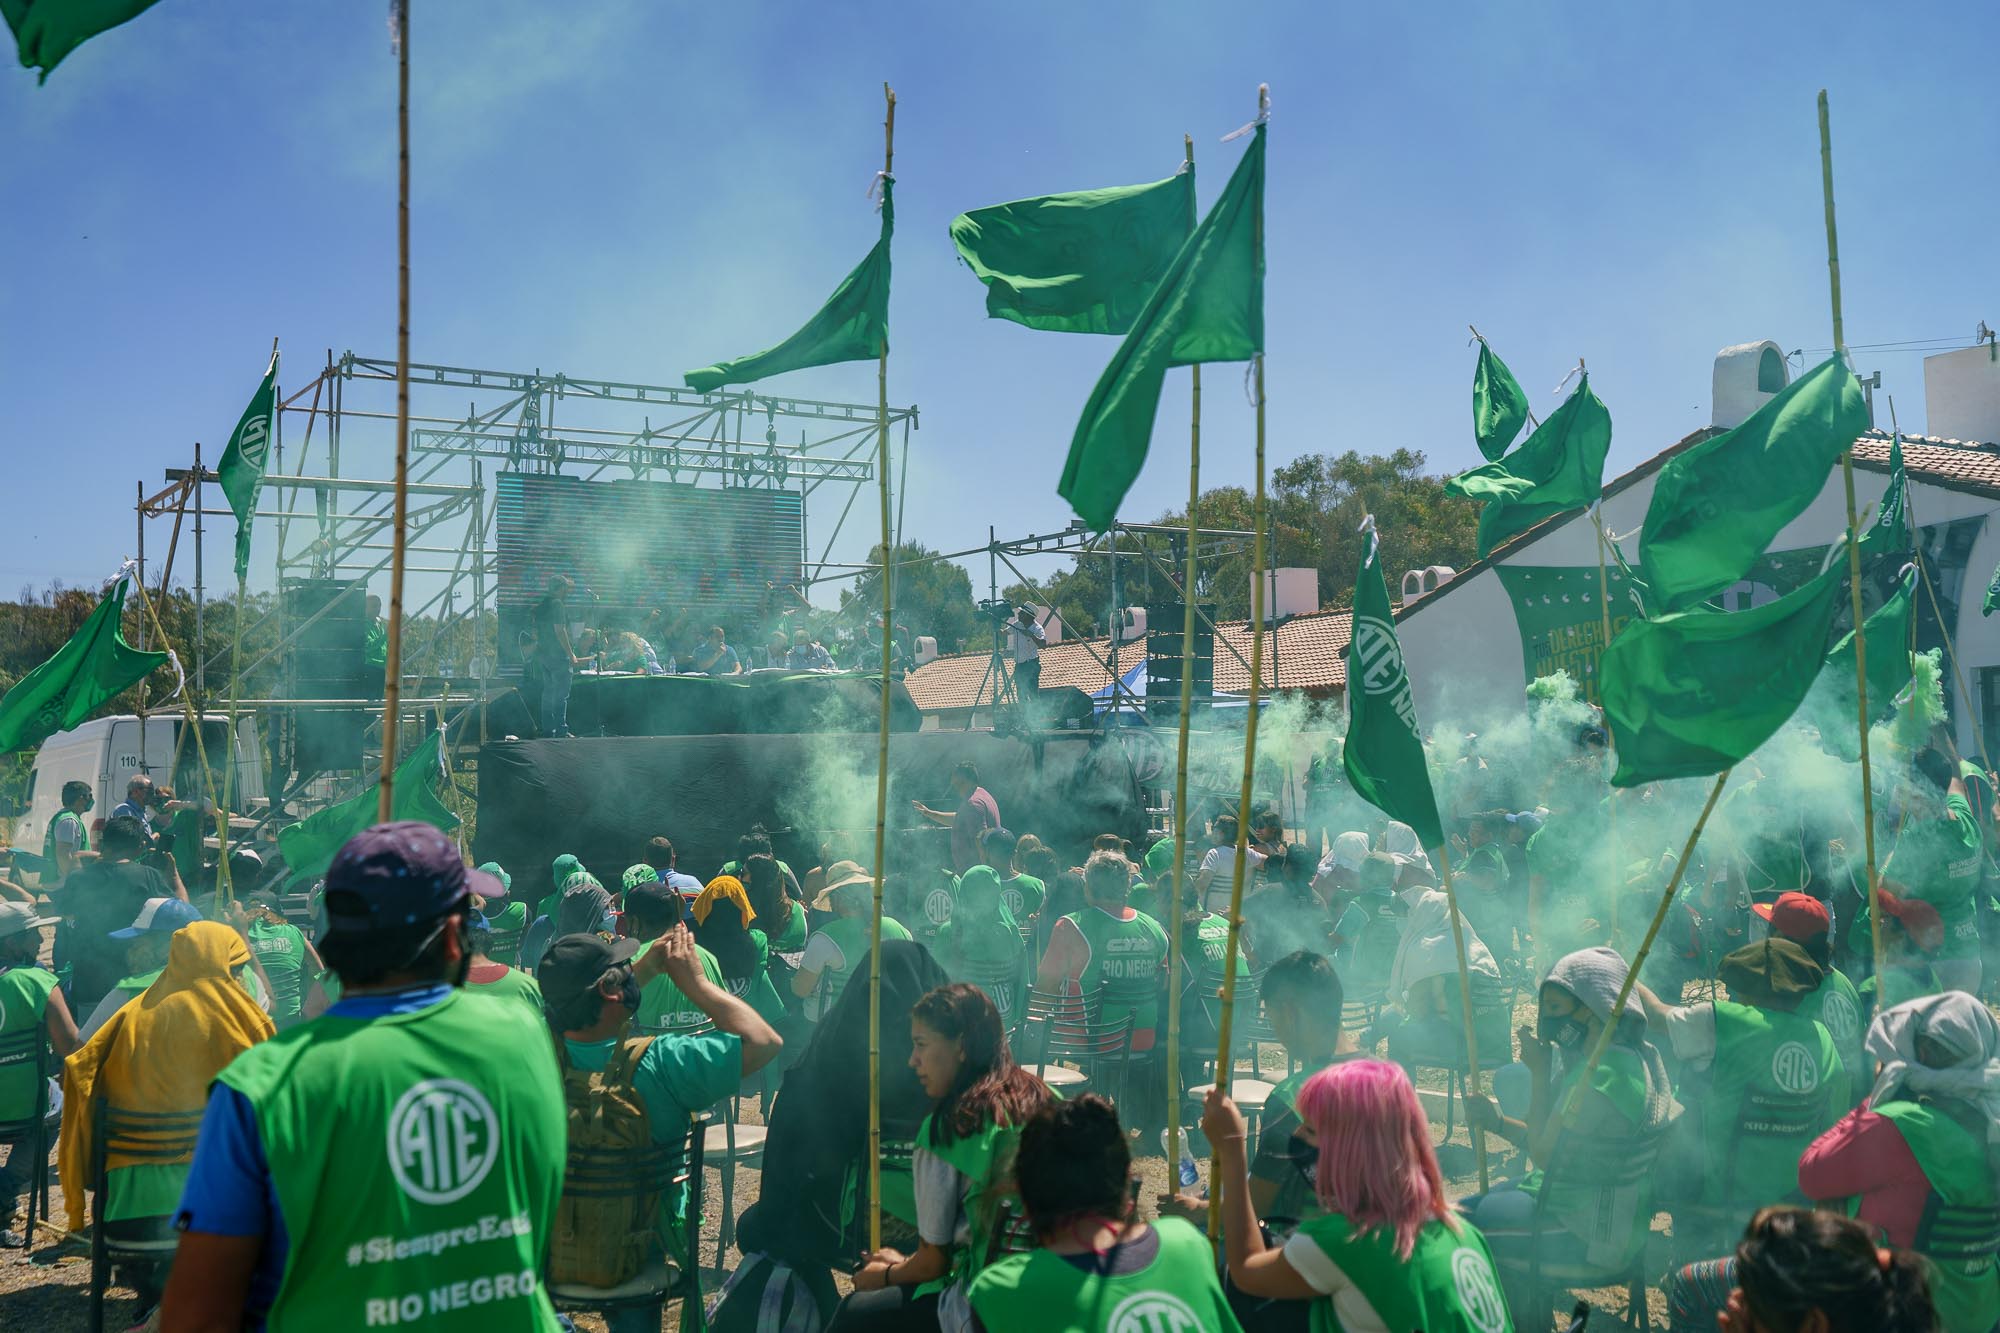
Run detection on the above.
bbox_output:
[1601,553,1848,787]
[1446,374,1611,559]
[1984,559,2000,618]
[276,729,458,887]
[1058,125,1265,531]
[950,171,1194,335]
[1857,434,1909,565]
[3,0,161,83]
[217,352,278,584]
[1343,522,1444,847]
[1472,339,1530,461]
[0,575,166,753]
[1639,355,1867,613]
[685,181,892,392]
[1823,567,1915,724]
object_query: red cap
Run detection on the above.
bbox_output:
[1877,890,1946,955]
[1751,891,1831,941]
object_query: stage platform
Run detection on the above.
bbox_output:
[564,669,923,737]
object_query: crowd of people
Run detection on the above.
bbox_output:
[0,715,1994,1333]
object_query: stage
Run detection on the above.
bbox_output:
[564,668,923,737]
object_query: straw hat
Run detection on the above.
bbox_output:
[810,859,876,912]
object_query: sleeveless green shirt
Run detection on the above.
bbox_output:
[1290,1213,1512,1333]
[1701,1000,1846,1208]
[1066,907,1167,1045]
[969,1217,1241,1333]
[0,964,58,1121]
[216,988,566,1332]
[1876,1098,2000,1333]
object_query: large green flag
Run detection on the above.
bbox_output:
[1639,355,1867,613]
[2,0,161,83]
[1058,125,1264,531]
[1343,522,1444,847]
[1857,434,1909,565]
[950,171,1194,335]
[217,352,277,583]
[1984,559,2000,618]
[1446,374,1611,559]
[685,181,892,392]
[0,576,166,753]
[276,729,458,887]
[1823,567,1915,724]
[1472,339,1530,461]
[1601,553,1848,787]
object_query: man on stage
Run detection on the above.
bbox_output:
[531,573,581,738]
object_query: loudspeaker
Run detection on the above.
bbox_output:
[1144,604,1215,718]
[285,579,372,772]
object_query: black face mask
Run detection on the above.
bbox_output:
[1539,1014,1588,1050]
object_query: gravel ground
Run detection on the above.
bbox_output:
[0,991,1681,1331]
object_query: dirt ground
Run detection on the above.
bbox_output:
[0,1004,1668,1333]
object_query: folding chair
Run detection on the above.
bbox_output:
[89,1100,204,1333]
[548,1111,708,1333]
[0,1028,52,1248]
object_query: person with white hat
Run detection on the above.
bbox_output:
[0,901,76,1247]
[793,861,911,1022]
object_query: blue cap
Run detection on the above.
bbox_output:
[110,897,204,939]
[319,821,501,939]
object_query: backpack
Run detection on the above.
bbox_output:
[705,1251,827,1333]
[550,1032,659,1288]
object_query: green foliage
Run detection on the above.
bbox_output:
[840,542,982,655]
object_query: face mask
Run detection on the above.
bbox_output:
[1539,1015,1588,1050]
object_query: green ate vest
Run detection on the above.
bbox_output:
[1293,1213,1512,1333]
[998,873,1045,922]
[917,1111,1018,1297]
[769,900,808,954]
[813,915,913,1012]
[968,1216,1241,1333]
[485,902,529,965]
[1068,908,1167,1039]
[42,809,88,870]
[1796,966,1865,1077]
[1876,1098,2000,1333]
[1701,1000,1846,1208]
[217,989,566,1332]
[0,965,58,1121]
[249,919,309,1024]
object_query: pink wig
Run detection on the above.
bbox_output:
[1294,1058,1457,1259]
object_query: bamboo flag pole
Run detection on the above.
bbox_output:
[378,0,413,821]
[128,575,230,852]
[1163,131,1200,1174]
[1556,769,1731,1125]
[1819,89,1886,1009]
[1207,82,1269,1244]
[1433,843,1490,1189]
[867,80,897,1256]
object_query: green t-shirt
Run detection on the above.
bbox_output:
[248,918,311,1024]
[0,964,58,1121]
[634,942,724,1030]
[484,902,529,965]
[466,965,544,1015]
[997,872,1045,921]
[1287,1213,1512,1333]
[563,1028,740,1230]
[969,1217,1243,1333]
[1897,793,1985,959]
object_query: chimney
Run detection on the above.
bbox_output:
[1712,341,1790,429]
[1925,340,2000,443]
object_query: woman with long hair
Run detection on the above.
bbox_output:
[745,851,808,955]
[969,1095,1242,1332]
[831,982,1050,1332]
[1206,1059,1513,1333]
[690,874,787,1025]
[1721,1207,1935,1333]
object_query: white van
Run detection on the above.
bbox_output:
[14,713,263,857]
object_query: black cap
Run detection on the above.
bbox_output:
[246,889,282,913]
[624,878,681,917]
[537,932,641,1009]
[318,822,501,939]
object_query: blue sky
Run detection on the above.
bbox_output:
[3,1,1996,608]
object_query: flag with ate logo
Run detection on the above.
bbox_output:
[217,350,278,582]
[1342,520,1443,848]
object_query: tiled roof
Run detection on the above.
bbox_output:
[903,608,1353,714]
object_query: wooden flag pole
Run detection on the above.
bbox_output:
[1433,843,1490,1190]
[1164,131,1200,1176]
[867,79,897,1256]
[127,575,230,852]
[379,0,414,820]
[1819,89,1885,1009]
[1556,769,1731,1124]
[1207,82,1268,1244]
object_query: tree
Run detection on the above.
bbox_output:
[840,542,982,655]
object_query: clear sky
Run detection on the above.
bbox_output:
[3,1,1996,608]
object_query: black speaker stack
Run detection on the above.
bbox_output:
[1143,603,1215,721]
[285,579,372,773]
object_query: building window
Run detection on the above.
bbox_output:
[1758,346,1787,394]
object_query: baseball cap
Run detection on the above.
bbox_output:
[476,861,513,894]
[537,933,641,1009]
[1506,811,1545,837]
[245,889,282,914]
[1752,891,1832,940]
[621,863,661,894]
[110,897,204,939]
[811,860,875,912]
[624,877,682,916]
[0,902,56,942]
[318,821,501,939]
[1878,890,1946,954]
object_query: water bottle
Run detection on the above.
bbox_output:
[1159,1130,1201,1190]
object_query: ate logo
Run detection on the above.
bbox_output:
[1770,1041,1821,1095]
[387,1079,500,1205]
[1352,617,1422,732]
[1819,990,1859,1044]
[1106,1292,1203,1333]
[1452,1248,1508,1333]
[923,888,954,925]
[235,415,270,463]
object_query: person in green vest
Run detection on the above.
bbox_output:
[1751,892,1864,1077]
[160,822,565,1332]
[690,874,788,1027]
[1860,891,1946,1011]
[969,1093,1244,1333]
[1889,746,1985,994]
[363,593,388,671]
[1036,849,1168,1053]
[981,828,1045,925]
[520,854,586,974]
[42,779,95,886]
[1716,1206,1938,1333]
[538,920,783,1320]
[0,902,78,1247]
[1206,1058,1516,1333]
[933,865,1024,1006]
[836,982,1052,1332]
[463,915,544,1014]
[477,862,527,965]
[1454,811,1514,959]
[742,852,807,956]
[1635,937,1849,1233]
[1242,951,1360,1231]
[1461,946,1677,1315]
[795,861,912,1023]
[242,891,322,1030]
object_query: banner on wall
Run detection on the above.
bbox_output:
[1496,516,1986,701]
